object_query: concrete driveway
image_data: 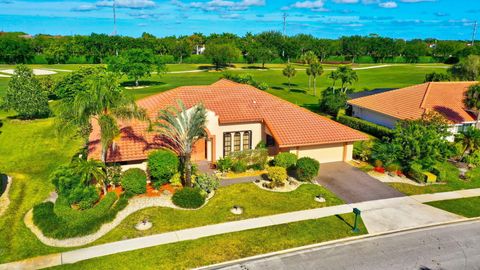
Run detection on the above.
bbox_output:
[317,162,404,203]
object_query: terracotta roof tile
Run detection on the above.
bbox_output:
[348,81,478,124]
[89,79,367,162]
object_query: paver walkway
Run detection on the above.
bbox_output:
[2,188,480,270]
[317,162,404,203]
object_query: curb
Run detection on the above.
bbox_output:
[196,217,480,270]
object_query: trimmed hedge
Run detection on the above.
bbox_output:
[337,114,394,139]
[32,192,128,239]
[273,152,297,170]
[172,187,206,209]
[147,150,179,186]
[121,168,147,195]
[267,166,288,187]
[296,157,320,182]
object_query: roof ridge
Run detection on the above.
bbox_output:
[419,82,432,109]
[349,82,430,102]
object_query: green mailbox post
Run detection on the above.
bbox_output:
[352,208,361,233]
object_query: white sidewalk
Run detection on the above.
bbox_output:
[2,188,480,270]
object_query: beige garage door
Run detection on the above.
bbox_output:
[294,143,346,163]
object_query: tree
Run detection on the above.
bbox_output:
[464,83,480,126]
[249,45,276,68]
[107,48,166,87]
[449,55,480,81]
[331,66,358,93]
[55,67,104,100]
[57,70,147,162]
[340,36,365,63]
[457,127,480,159]
[72,158,107,194]
[1,65,50,119]
[301,51,318,89]
[307,62,323,96]
[155,101,207,187]
[282,64,297,91]
[319,87,347,115]
[204,43,240,70]
[424,72,451,82]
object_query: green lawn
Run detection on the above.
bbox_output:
[48,213,366,270]
[0,117,82,263]
[426,197,480,218]
[93,183,342,245]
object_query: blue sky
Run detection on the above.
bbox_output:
[0,0,478,39]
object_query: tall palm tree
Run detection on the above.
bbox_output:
[73,158,107,194]
[337,65,358,93]
[309,62,324,96]
[57,70,147,163]
[464,84,480,127]
[283,64,297,91]
[155,101,207,187]
[457,127,480,159]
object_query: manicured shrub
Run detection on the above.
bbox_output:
[319,87,347,116]
[274,152,297,170]
[228,148,268,170]
[32,192,128,239]
[408,163,425,183]
[194,174,220,194]
[172,187,205,209]
[267,166,288,187]
[121,168,147,195]
[69,185,100,210]
[217,156,233,172]
[169,173,182,186]
[231,160,247,173]
[147,150,179,186]
[296,157,320,182]
[385,163,402,173]
[337,114,393,139]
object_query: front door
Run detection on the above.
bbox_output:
[191,138,207,161]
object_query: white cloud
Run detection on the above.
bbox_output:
[288,0,328,11]
[333,0,359,3]
[400,0,435,2]
[71,4,98,11]
[174,0,265,12]
[378,1,397,8]
[96,0,156,9]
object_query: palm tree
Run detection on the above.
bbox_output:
[306,67,312,91]
[73,158,107,194]
[337,66,358,93]
[309,62,324,96]
[155,101,207,187]
[283,64,297,91]
[302,51,318,90]
[464,84,480,127]
[57,70,147,163]
[329,70,340,93]
[457,127,480,159]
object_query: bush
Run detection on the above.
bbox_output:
[217,156,233,172]
[274,152,297,170]
[359,164,374,172]
[231,160,247,173]
[319,87,347,116]
[222,72,269,90]
[69,185,99,210]
[147,150,179,186]
[170,173,182,186]
[408,163,425,183]
[121,168,147,195]
[296,157,320,182]
[431,162,459,182]
[194,174,220,194]
[337,114,394,139]
[464,150,480,167]
[32,192,128,239]
[353,140,374,161]
[267,166,288,187]
[172,187,206,209]
[228,148,268,170]
[385,163,401,173]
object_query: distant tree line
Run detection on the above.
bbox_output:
[1,31,479,65]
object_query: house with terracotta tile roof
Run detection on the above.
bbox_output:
[88,79,367,166]
[348,81,479,136]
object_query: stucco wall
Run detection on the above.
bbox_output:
[287,143,353,163]
[352,106,398,129]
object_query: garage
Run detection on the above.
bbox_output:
[287,142,354,163]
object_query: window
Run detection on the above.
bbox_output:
[243,131,251,150]
[459,123,475,133]
[223,133,231,156]
[234,132,241,151]
[266,134,275,147]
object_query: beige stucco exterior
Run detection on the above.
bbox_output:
[351,105,398,129]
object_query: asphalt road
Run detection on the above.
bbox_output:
[217,220,480,270]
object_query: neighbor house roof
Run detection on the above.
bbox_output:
[348,81,479,124]
[88,79,367,162]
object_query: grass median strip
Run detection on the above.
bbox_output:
[48,213,366,270]
[426,197,480,218]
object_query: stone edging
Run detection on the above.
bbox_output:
[0,175,12,217]
[25,191,215,248]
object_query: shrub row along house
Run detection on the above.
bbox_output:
[348,82,479,140]
[88,79,367,167]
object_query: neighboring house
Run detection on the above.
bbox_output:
[348,81,479,139]
[88,79,367,167]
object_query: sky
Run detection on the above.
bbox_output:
[0,0,478,40]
